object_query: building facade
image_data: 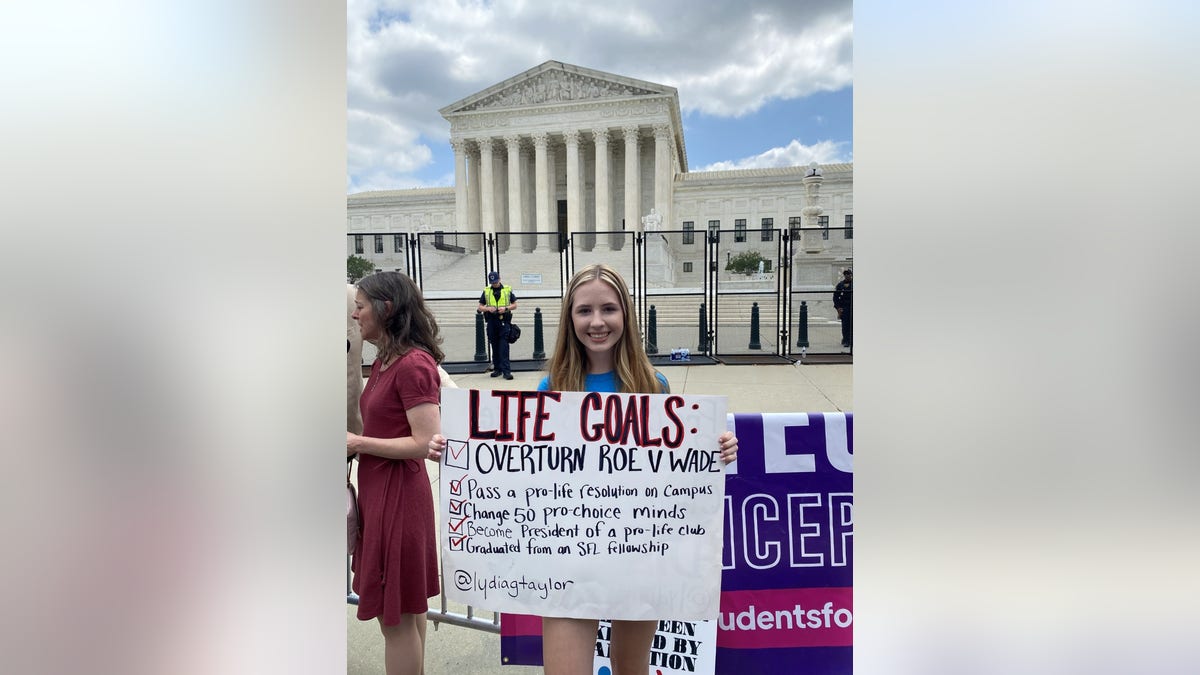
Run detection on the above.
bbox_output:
[347,60,852,289]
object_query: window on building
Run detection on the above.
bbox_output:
[708,220,720,243]
[683,261,693,273]
[761,217,774,242]
[354,235,364,254]
[682,221,694,245]
[820,216,829,240]
[763,260,772,273]
[393,234,404,253]
[374,234,384,253]
[734,219,746,242]
[788,216,802,239]
[844,214,853,239]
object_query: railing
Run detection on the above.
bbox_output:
[346,561,501,633]
[347,226,853,367]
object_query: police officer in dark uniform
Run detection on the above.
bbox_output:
[833,268,852,349]
[478,271,518,379]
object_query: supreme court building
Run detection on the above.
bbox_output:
[347,60,853,295]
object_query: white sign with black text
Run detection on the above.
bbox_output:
[439,387,729,620]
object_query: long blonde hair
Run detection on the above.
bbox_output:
[546,264,666,394]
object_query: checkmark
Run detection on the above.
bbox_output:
[449,498,466,515]
[444,439,469,470]
[449,534,469,551]
[449,474,468,496]
[449,514,470,533]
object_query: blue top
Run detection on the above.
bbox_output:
[537,371,669,393]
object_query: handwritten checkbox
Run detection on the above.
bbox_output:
[449,534,469,551]
[449,498,466,515]
[448,514,470,533]
[449,474,468,496]
[444,439,469,471]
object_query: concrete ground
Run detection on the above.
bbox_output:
[348,361,851,674]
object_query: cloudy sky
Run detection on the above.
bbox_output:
[347,0,853,193]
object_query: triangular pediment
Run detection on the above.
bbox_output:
[440,61,674,116]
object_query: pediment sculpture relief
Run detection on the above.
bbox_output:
[460,72,659,112]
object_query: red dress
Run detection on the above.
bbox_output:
[352,348,441,624]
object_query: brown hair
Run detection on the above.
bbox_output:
[356,272,444,365]
[545,264,666,394]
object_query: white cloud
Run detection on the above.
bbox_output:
[695,139,850,172]
[669,14,853,117]
[347,0,852,189]
[346,108,434,193]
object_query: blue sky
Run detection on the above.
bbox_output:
[681,89,852,172]
[347,0,853,192]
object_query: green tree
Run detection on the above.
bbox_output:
[347,255,376,282]
[725,251,766,276]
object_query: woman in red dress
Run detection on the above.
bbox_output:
[348,272,444,675]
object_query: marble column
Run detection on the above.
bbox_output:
[622,124,641,250]
[478,138,495,240]
[533,131,549,253]
[546,138,558,251]
[653,124,673,231]
[467,144,480,252]
[564,129,583,251]
[504,135,522,253]
[451,138,468,234]
[592,128,610,249]
[520,144,535,252]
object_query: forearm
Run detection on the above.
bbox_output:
[348,433,432,460]
[347,403,441,461]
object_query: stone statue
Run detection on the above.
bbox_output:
[641,208,663,232]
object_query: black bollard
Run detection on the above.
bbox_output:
[533,307,546,360]
[647,305,659,354]
[473,310,488,362]
[749,302,762,350]
[796,301,810,348]
[698,303,710,352]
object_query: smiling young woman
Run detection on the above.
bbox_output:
[427,263,739,675]
[544,264,662,394]
[518,263,740,675]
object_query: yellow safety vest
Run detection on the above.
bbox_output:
[482,285,513,310]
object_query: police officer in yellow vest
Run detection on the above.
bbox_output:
[479,271,518,379]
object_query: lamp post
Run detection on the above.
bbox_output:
[801,161,824,254]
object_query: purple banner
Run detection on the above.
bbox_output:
[716,412,853,674]
[501,412,853,674]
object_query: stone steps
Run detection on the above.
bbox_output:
[415,249,841,329]
[429,296,833,327]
